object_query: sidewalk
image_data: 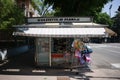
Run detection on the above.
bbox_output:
[0,49,120,80]
[84,69,120,80]
[0,75,57,80]
[0,68,120,80]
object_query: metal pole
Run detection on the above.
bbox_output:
[109,8,111,18]
[109,4,112,17]
[49,37,51,67]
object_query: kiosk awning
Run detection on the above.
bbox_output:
[13,22,108,28]
[13,28,105,37]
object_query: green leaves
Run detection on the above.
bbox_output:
[113,12,120,28]
[0,0,25,29]
[44,0,111,16]
[94,13,113,27]
[31,0,54,17]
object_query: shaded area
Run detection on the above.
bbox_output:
[1,49,120,80]
[0,49,93,80]
[7,45,29,57]
[1,43,120,80]
[0,49,35,72]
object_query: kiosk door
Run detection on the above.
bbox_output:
[36,38,50,66]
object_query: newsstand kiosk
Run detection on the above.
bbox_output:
[13,17,106,68]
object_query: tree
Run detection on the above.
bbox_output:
[0,0,25,29]
[44,0,112,16]
[94,13,113,27]
[118,6,120,11]
[112,10,120,35]
[31,0,55,17]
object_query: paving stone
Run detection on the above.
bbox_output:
[57,76,70,80]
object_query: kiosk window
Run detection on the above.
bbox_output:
[51,38,73,53]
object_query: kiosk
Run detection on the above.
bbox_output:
[13,17,106,67]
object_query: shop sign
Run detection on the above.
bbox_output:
[27,17,92,23]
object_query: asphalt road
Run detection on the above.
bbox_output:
[89,43,120,69]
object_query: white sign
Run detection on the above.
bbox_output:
[0,49,7,60]
[27,17,92,23]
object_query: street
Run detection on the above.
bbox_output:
[0,43,120,80]
[90,43,120,69]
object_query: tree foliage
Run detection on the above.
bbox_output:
[112,12,120,35]
[31,0,55,17]
[94,13,113,27]
[0,0,25,29]
[113,13,120,28]
[44,0,112,16]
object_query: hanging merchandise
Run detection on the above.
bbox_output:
[72,39,84,50]
[75,49,81,58]
[79,54,85,64]
[84,54,91,63]
[64,51,71,63]
[71,39,93,66]
[80,57,85,64]
[81,45,93,54]
[86,45,93,54]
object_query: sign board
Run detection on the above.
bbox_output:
[27,17,93,23]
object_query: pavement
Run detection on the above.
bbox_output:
[0,47,120,80]
[0,68,120,80]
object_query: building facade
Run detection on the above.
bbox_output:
[16,0,34,17]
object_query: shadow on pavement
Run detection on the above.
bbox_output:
[0,49,93,79]
[1,50,120,80]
